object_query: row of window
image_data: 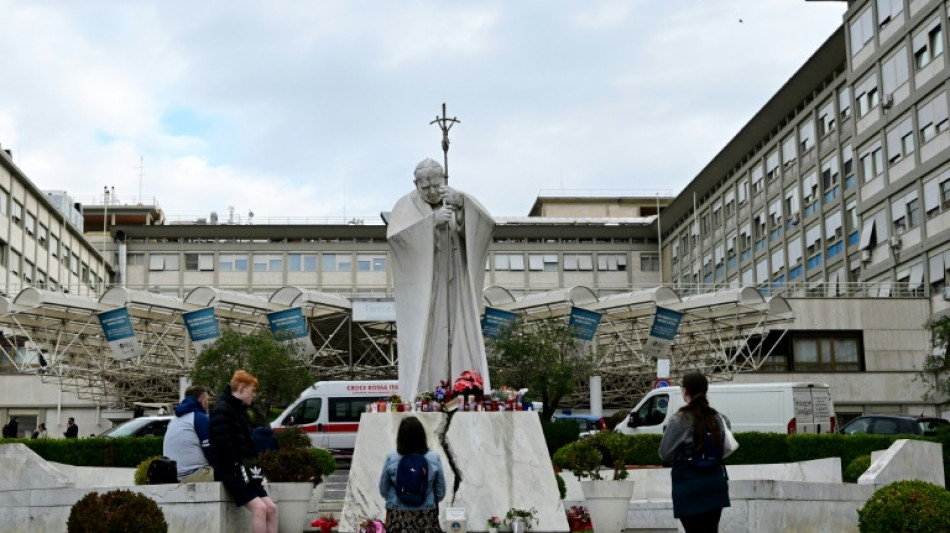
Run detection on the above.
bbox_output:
[492,253,659,272]
[140,253,388,273]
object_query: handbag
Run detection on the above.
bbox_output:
[720,415,739,458]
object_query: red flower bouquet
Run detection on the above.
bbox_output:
[453,370,484,398]
[566,505,592,531]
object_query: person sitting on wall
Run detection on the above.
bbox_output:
[164,385,215,482]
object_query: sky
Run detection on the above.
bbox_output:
[0,1,847,223]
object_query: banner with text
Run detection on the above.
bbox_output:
[569,307,602,341]
[352,298,397,323]
[643,307,684,360]
[183,307,221,353]
[267,307,316,355]
[98,307,142,360]
[481,307,519,339]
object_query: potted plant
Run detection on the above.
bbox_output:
[565,505,593,532]
[486,515,503,533]
[578,432,637,533]
[261,429,325,533]
[453,369,484,401]
[67,489,168,533]
[505,507,538,533]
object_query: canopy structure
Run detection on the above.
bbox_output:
[0,283,791,409]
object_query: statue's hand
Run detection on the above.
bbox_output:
[435,205,455,226]
[439,186,463,207]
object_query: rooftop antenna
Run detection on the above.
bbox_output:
[135,156,144,204]
[429,102,459,183]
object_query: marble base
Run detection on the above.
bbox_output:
[340,412,569,532]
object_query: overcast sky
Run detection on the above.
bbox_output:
[0,1,846,223]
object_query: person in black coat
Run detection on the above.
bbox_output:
[210,370,278,533]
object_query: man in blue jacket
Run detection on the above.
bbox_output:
[164,386,214,482]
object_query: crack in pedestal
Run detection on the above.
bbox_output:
[438,411,463,503]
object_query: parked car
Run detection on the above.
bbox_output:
[97,416,172,438]
[838,415,949,436]
[552,413,607,438]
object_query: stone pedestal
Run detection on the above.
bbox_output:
[340,412,568,532]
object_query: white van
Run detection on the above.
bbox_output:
[271,380,398,452]
[615,382,835,435]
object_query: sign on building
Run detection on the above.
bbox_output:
[183,307,221,353]
[266,307,316,355]
[98,307,142,360]
[569,307,602,341]
[352,298,397,323]
[481,307,518,339]
[643,307,684,359]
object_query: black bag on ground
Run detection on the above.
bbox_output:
[147,456,178,484]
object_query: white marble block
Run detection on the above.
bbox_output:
[340,412,569,532]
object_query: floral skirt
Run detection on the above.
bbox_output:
[385,508,441,533]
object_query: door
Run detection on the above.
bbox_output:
[285,398,328,448]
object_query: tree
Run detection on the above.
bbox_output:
[920,316,950,408]
[487,317,593,421]
[191,329,314,423]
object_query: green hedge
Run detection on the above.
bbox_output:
[0,437,162,467]
[540,419,581,458]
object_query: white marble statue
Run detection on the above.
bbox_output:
[387,158,494,401]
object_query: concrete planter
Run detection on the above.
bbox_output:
[267,481,314,533]
[580,479,635,533]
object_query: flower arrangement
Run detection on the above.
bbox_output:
[310,516,339,533]
[453,370,484,397]
[387,394,402,406]
[566,505,592,531]
[416,391,436,402]
[505,507,539,528]
[359,518,385,533]
[487,515,503,528]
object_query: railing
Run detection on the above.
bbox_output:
[162,214,385,226]
[536,188,677,198]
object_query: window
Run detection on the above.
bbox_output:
[818,100,836,137]
[727,232,737,269]
[753,164,765,194]
[11,200,22,226]
[323,254,352,272]
[913,18,943,70]
[769,199,783,240]
[792,333,862,371]
[8,249,20,276]
[766,151,780,182]
[739,223,752,261]
[802,171,819,215]
[876,0,902,28]
[860,207,890,250]
[24,212,35,236]
[70,253,79,275]
[839,87,852,121]
[0,189,7,216]
[892,189,920,233]
[821,155,840,202]
[528,254,559,272]
[218,254,248,272]
[149,253,179,271]
[563,254,593,271]
[185,253,214,271]
[826,210,843,243]
[924,169,950,217]
[357,254,387,272]
[918,91,949,144]
[37,224,48,249]
[288,254,318,272]
[50,234,59,258]
[597,254,628,271]
[886,115,915,165]
[61,244,69,266]
[127,253,145,266]
[785,187,800,228]
[881,45,910,95]
[806,224,822,257]
[859,141,884,182]
[724,191,736,219]
[771,248,785,276]
[849,6,874,55]
[799,119,815,153]
[493,253,524,271]
[782,135,797,167]
[929,249,950,291]
[754,211,767,250]
[286,398,321,425]
[253,254,283,272]
[855,74,879,118]
[847,201,860,245]
[738,179,748,204]
[640,253,659,272]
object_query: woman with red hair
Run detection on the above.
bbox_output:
[210,370,278,533]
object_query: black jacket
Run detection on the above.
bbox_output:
[209,385,257,479]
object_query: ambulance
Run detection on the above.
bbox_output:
[271,380,399,453]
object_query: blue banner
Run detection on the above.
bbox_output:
[568,307,602,341]
[482,307,518,339]
[267,307,316,355]
[98,307,141,360]
[644,306,684,359]
[183,307,220,352]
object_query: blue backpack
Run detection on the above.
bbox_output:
[395,453,429,506]
[687,426,725,468]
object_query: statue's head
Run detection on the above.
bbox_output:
[413,158,445,205]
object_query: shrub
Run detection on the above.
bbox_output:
[844,455,872,483]
[555,471,566,499]
[589,432,636,480]
[857,480,950,532]
[15,437,163,467]
[134,456,163,485]
[310,447,337,477]
[604,410,629,431]
[624,433,663,466]
[540,419,580,458]
[552,438,601,480]
[67,489,168,533]
[260,448,322,485]
[275,427,311,450]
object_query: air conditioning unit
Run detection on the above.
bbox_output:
[860,249,872,262]
[888,235,902,248]
[882,94,894,109]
